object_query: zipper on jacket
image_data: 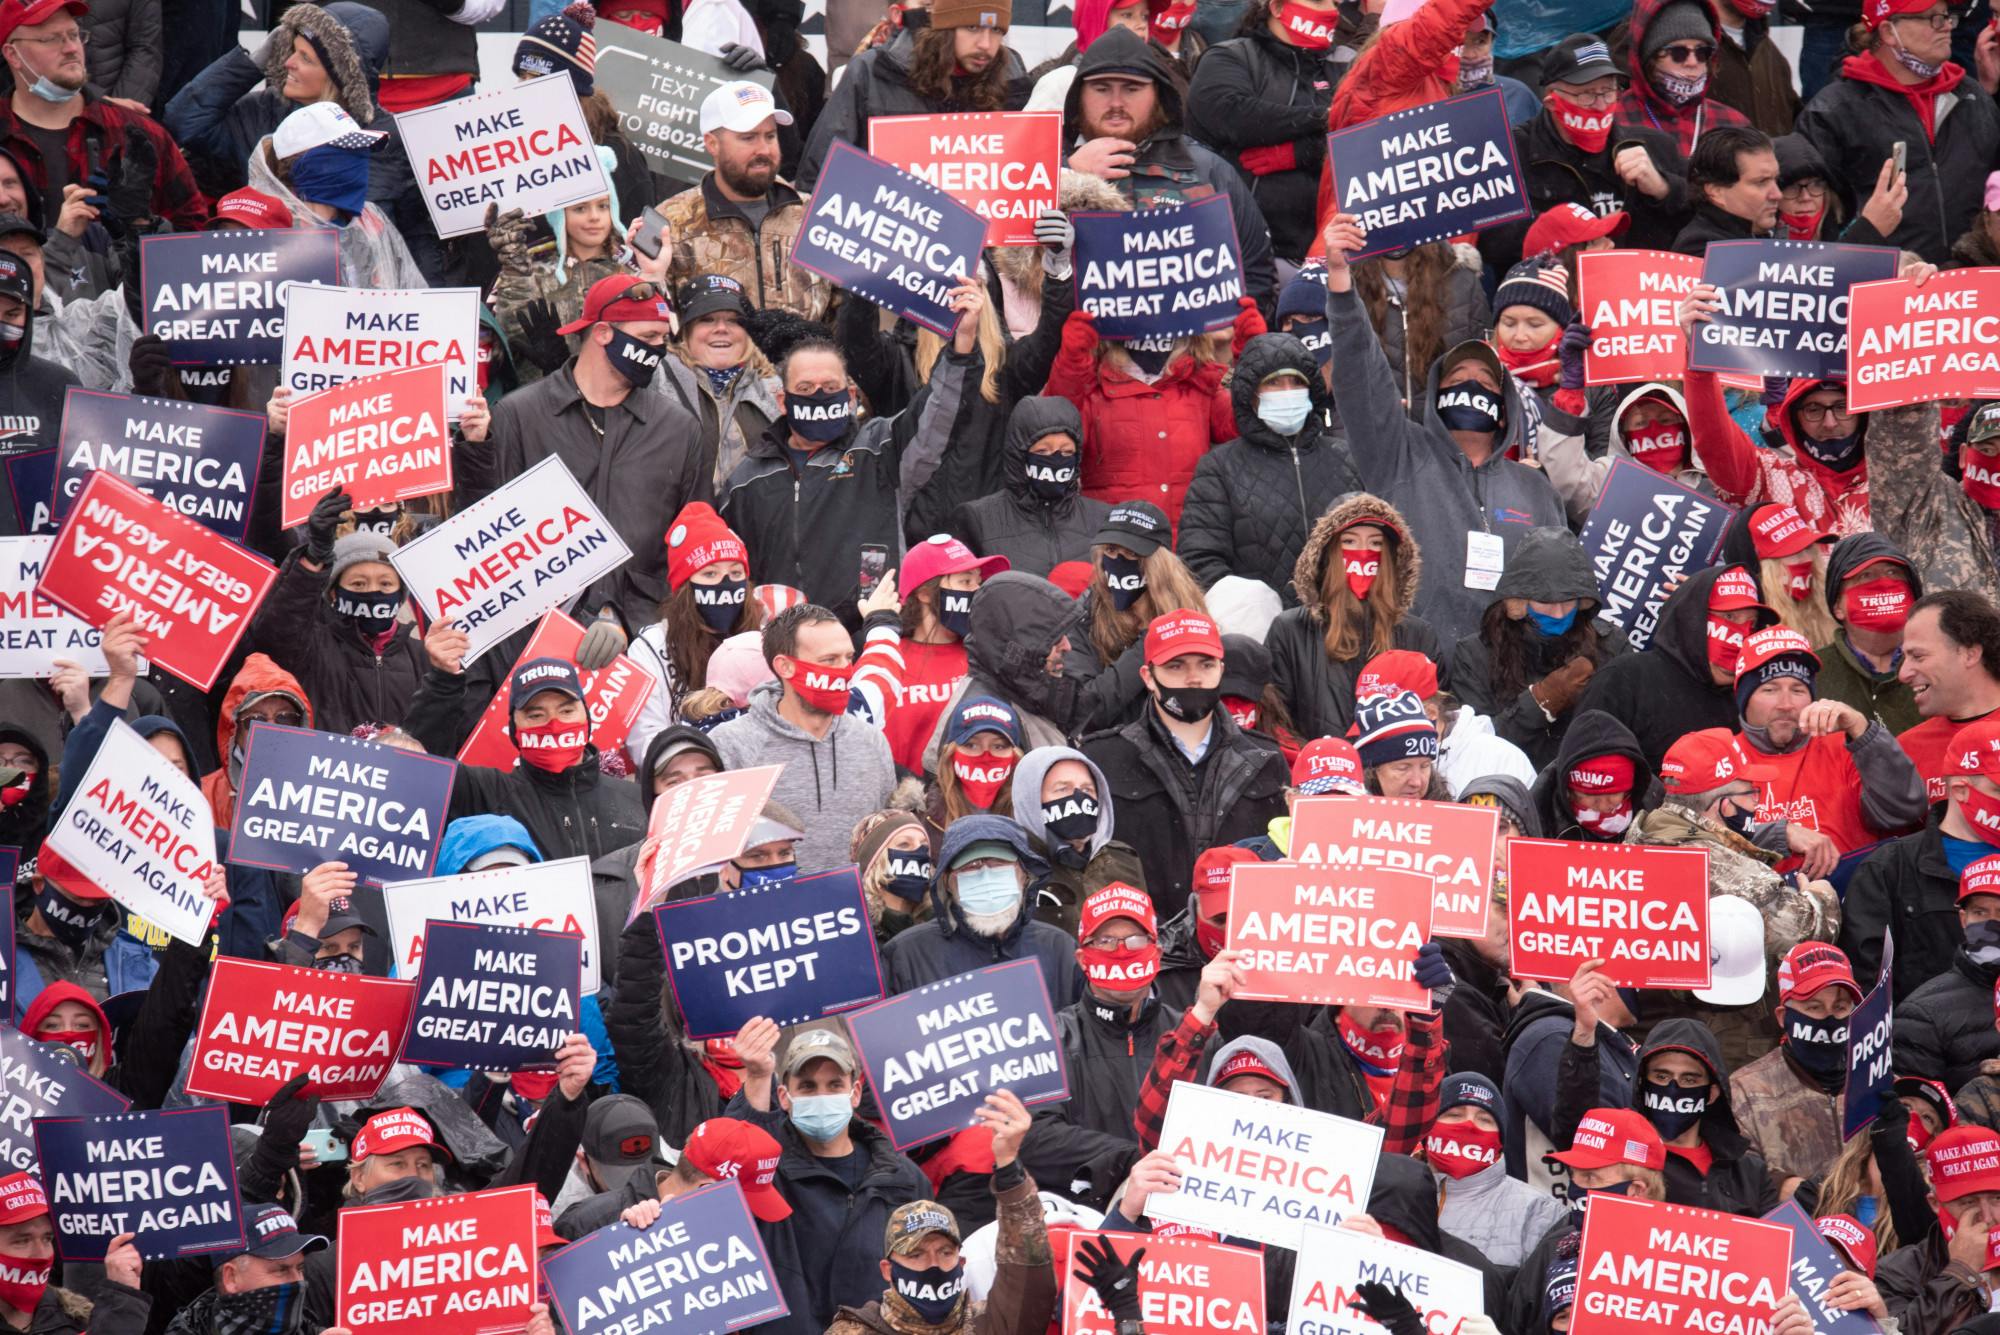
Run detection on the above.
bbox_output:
[1289,443,1309,528]
[790,475,804,587]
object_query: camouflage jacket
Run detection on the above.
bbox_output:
[1729,1046,1844,1191]
[658,173,833,322]
[1627,799,1840,961]
[1863,396,2000,604]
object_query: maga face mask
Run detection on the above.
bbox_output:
[1963,447,2000,510]
[1705,615,1747,674]
[1781,1006,1849,1088]
[35,884,97,953]
[1024,452,1077,501]
[1548,91,1615,153]
[0,1252,52,1317]
[693,578,747,632]
[1436,379,1503,433]
[516,719,587,772]
[883,850,933,903]
[1640,1078,1707,1138]
[951,750,1016,809]
[1078,939,1160,991]
[1041,792,1099,843]
[1341,549,1380,600]
[787,387,853,442]
[1101,553,1146,612]
[1276,0,1335,47]
[1626,420,1689,473]
[788,661,851,714]
[892,1262,966,1324]
[938,589,973,640]
[1425,1122,1501,1179]
[1336,1011,1405,1070]
[603,329,664,387]
[335,587,401,631]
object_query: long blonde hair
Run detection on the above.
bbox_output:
[1319,535,1403,663]
[1087,545,1209,667]
[916,295,1005,404]
[1816,1130,1897,1255]
[1760,550,1837,646]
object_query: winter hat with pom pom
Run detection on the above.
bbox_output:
[515,1,599,97]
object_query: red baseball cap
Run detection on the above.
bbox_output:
[1292,737,1365,796]
[1710,566,1769,613]
[683,1118,791,1222]
[1735,626,1820,684]
[1775,942,1860,1004]
[39,844,108,901]
[1078,881,1156,941]
[1864,0,1931,27]
[1144,610,1224,665]
[557,276,675,335]
[1947,718,2000,781]
[1929,1125,2000,1201]
[1964,854,2000,903]
[352,1107,455,1163]
[207,188,293,231]
[1816,1214,1877,1277]
[1746,504,1821,560]
[533,1193,562,1250]
[1549,1108,1666,1171]
[1566,753,1636,794]
[902,533,1009,591]
[1046,561,1094,598]
[0,0,85,48]
[1192,845,1258,917]
[0,1173,46,1225]
[1660,728,1775,794]
[1214,1047,1286,1090]
[1356,650,1438,703]
[1524,203,1630,257]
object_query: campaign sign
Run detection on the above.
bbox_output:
[1288,794,1497,937]
[35,1105,244,1261]
[227,723,456,883]
[44,718,217,948]
[846,960,1067,1151]
[1577,249,1704,386]
[401,921,581,1073]
[592,23,776,187]
[1225,861,1433,1010]
[383,857,599,994]
[1763,1202,1884,1335]
[338,1184,539,1335]
[868,112,1061,247]
[1847,267,2000,411]
[280,284,481,415]
[1061,1231,1265,1335]
[389,454,631,664]
[1843,930,1895,1138]
[1288,1224,1484,1335]
[398,75,609,239]
[458,610,657,771]
[279,365,453,529]
[1580,459,1735,652]
[1508,838,1710,988]
[53,390,265,542]
[185,957,416,1104]
[790,140,986,336]
[140,228,342,366]
[1326,87,1530,260]
[644,764,783,897]
[542,1180,788,1335]
[0,1026,129,1175]
[1147,1079,1382,1249]
[1071,195,1244,341]
[7,449,55,535]
[0,851,16,1014]
[34,471,277,690]
[1687,240,1900,380]
[0,537,110,677]
[657,865,884,1040]
[1574,1194,1791,1335]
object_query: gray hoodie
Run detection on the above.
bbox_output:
[709,680,897,873]
[1206,1034,1304,1104]
[1009,746,1117,862]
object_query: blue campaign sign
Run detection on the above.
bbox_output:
[400,920,582,1073]
[1072,194,1245,342]
[1689,240,1900,380]
[1580,458,1736,652]
[140,228,342,367]
[227,723,456,884]
[1327,87,1531,260]
[53,389,267,542]
[0,1025,129,1176]
[1844,930,1895,1139]
[789,139,986,336]
[846,959,1067,1152]
[1763,1201,1885,1335]
[35,1105,245,1262]
[6,451,55,535]
[656,865,884,1041]
[543,1180,788,1335]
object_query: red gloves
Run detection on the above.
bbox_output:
[1240,142,1298,176]
[1059,307,1099,360]
[1231,295,1266,358]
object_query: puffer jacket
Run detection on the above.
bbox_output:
[1896,948,2000,1095]
[1176,333,1362,606]
[1040,346,1233,529]
[1264,492,1448,741]
[242,549,428,735]
[199,654,313,828]
[1432,1154,1568,1270]
[1540,382,1712,526]
[81,0,160,104]
[1529,709,1662,843]
[1009,746,1144,936]
[1184,27,1340,261]
[1613,0,1751,156]
[1152,904,1204,1012]
[1685,373,1882,539]
[1449,525,1630,772]
[1865,393,1996,602]
[950,396,1108,579]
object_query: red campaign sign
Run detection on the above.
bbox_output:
[1577,249,1703,386]
[184,957,416,1104]
[867,111,1062,247]
[34,471,277,690]
[1574,1194,1792,1335]
[1507,837,1711,989]
[458,610,657,770]
[1060,1230,1265,1335]
[338,1185,539,1335]
[1286,795,1497,938]
[280,364,453,529]
[1846,268,2000,411]
[1226,861,1434,1010]
[643,764,783,898]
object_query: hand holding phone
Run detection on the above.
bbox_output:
[1892,140,1908,182]
[859,543,889,599]
[632,208,670,261]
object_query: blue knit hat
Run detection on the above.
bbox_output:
[514,1,598,97]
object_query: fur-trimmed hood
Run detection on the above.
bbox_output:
[260,2,380,125]
[1291,491,1420,622]
[988,168,1129,304]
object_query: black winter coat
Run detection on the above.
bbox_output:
[1895,948,2000,1095]
[1153,907,1204,1013]
[1481,113,1690,269]
[1082,704,1288,921]
[949,395,1107,578]
[1528,709,1662,844]
[243,551,428,735]
[1672,200,1769,255]
[1638,1018,1780,1217]
[1183,30,1340,262]
[605,909,730,1150]
[0,313,78,538]
[1839,813,1963,1003]
[1439,937,1510,1083]
[1177,333,1362,605]
[1019,995,1174,1209]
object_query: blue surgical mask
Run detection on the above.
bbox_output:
[1257,387,1313,436]
[1527,606,1578,636]
[955,864,1020,916]
[24,74,74,104]
[737,862,796,888]
[788,1092,852,1142]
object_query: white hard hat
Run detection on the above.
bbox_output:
[1692,895,1765,1006]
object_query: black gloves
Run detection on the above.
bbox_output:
[1074,1236,1144,1322]
[512,299,570,376]
[128,333,173,397]
[305,488,352,565]
[249,1073,320,1179]
[1350,1281,1424,1335]
[718,41,767,72]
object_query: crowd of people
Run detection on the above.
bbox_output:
[2,0,2000,1327]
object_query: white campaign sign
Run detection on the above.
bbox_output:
[396,74,610,239]
[0,536,111,678]
[381,856,601,994]
[279,285,480,418]
[45,719,216,946]
[1288,1224,1486,1335]
[389,455,632,664]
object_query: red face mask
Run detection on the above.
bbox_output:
[1783,559,1815,602]
[1909,1116,1936,1154]
[1150,0,1195,38]
[1495,338,1559,387]
[37,1029,96,1065]
[1626,421,1689,473]
[476,334,497,393]
[1223,696,1262,731]
[788,660,853,715]
[511,1070,559,1101]
[1844,577,1912,633]
[1425,1122,1503,1179]
[0,773,29,809]
[0,1252,50,1315]
[1336,1011,1405,1069]
[1706,614,1748,673]
[1195,913,1227,958]
[1078,941,1162,991]
[1276,0,1335,48]
[1963,447,2000,510]
[1548,91,1616,154]
[952,749,1017,809]
[1342,550,1380,600]
[1959,780,2000,846]
[1778,208,1824,242]
[516,719,587,773]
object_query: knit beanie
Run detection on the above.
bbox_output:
[1641,0,1712,60]
[515,1,599,98]
[851,809,928,877]
[1493,258,1575,328]
[931,0,1012,28]
[665,501,749,592]
[329,530,396,583]
[1276,269,1329,324]
[1437,1071,1510,1134]
[1354,690,1438,770]
[1733,626,1820,719]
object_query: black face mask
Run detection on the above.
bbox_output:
[1436,379,1504,433]
[1640,1078,1707,1139]
[1292,317,1333,367]
[1216,997,1298,1044]
[939,590,973,639]
[1566,1178,1631,1226]
[334,587,401,631]
[36,883,99,953]
[604,329,664,387]
[1041,792,1100,843]
[1154,683,1218,724]
[351,507,398,536]
[315,952,365,974]
[693,578,747,632]
[1124,344,1173,377]
[213,1281,305,1335]
[1024,451,1078,502]
[891,1261,965,1324]
[900,5,930,27]
[787,387,853,442]
[1796,424,1865,473]
[1101,553,1146,612]
[1782,1006,1849,1091]
[884,851,933,905]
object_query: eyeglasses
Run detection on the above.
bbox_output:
[1557,86,1621,107]
[1083,933,1156,952]
[1797,400,1852,423]
[1657,41,1714,62]
[1782,181,1828,201]
[1894,10,1955,29]
[10,26,85,48]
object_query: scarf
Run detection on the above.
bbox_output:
[1841,51,1965,143]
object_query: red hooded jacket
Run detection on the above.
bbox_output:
[1684,370,1872,536]
[1612,0,1750,156]
[200,655,314,827]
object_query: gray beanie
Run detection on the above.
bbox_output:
[329,531,397,583]
[1641,1,1713,60]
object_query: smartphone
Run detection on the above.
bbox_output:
[859,544,890,600]
[1892,141,1908,181]
[632,208,670,261]
[302,1127,347,1163]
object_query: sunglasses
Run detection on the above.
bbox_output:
[1659,42,1715,62]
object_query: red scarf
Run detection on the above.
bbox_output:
[1495,339,1560,388]
[1840,52,1965,143]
